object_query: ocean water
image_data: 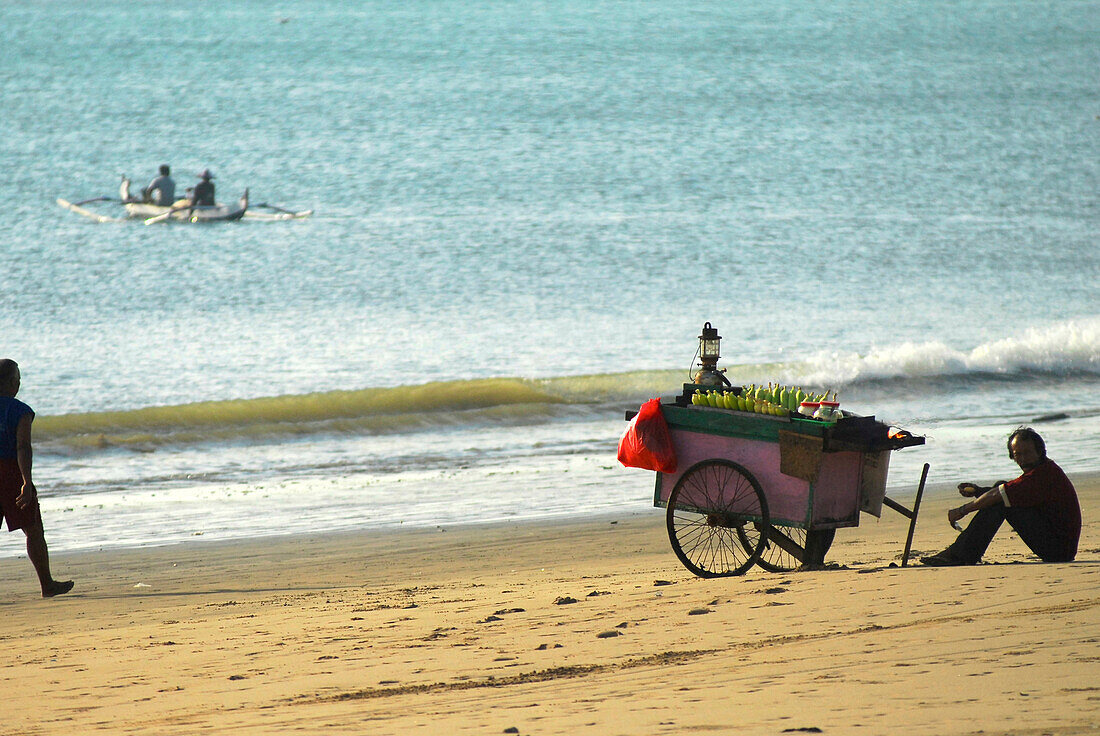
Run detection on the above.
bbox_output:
[2,0,1098,557]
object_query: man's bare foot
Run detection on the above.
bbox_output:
[42,580,74,598]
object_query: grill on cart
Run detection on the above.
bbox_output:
[628,382,928,577]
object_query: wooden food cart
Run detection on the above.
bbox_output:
[643,384,928,577]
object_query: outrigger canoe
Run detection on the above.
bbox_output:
[57,177,313,223]
[123,178,248,223]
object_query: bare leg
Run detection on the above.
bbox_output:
[24,518,73,598]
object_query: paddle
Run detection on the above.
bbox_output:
[144,204,192,225]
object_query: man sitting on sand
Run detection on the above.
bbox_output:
[0,359,74,598]
[922,427,1080,566]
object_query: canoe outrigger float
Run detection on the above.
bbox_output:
[57,176,313,224]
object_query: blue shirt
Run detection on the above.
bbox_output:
[145,175,176,205]
[0,396,33,460]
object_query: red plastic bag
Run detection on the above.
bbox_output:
[617,398,678,473]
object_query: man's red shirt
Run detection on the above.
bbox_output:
[1002,458,1081,561]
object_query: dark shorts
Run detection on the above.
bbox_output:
[0,459,41,532]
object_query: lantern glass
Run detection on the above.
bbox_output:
[698,322,721,363]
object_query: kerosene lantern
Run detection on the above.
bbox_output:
[693,321,729,386]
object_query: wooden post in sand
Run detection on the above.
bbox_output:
[882,462,930,567]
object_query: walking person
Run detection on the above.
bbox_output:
[0,359,74,597]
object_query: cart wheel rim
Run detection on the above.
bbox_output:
[666,459,770,577]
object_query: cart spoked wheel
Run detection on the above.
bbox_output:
[742,525,804,572]
[744,527,834,572]
[666,460,770,577]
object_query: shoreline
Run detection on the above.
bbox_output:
[10,469,1100,563]
[2,473,1098,734]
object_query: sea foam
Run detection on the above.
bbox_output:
[791,317,1100,387]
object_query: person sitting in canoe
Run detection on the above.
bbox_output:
[190,169,216,207]
[141,164,175,206]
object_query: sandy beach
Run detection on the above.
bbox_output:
[2,475,1098,736]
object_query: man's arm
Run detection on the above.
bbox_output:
[14,413,36,509]
[948,485,1004,527]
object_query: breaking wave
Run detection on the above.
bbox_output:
[784,317,1100,388]
[33,371,684,453]
[30,319,1100,454]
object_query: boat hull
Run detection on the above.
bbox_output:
[124,201,247,222]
